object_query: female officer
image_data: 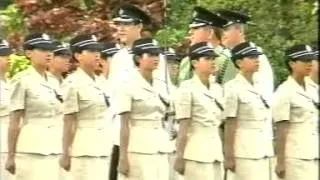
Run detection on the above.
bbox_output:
[48,41,71,89]
[5,33,63,180]
[98,42,120,80]
[273,44,319,180]
[96,42,121,180]
[59,34,112,180]
[0,38,13,180]
[174,42,224,180]
[223,42,274,180]
[115,37,169,180]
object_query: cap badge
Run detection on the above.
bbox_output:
[207,43,213,48]
[119,9,124,16]
[42,33,50,40]
[193,11,198,18]
[62,42,69,48]
[306,45,312,52]
[91,35,97,41]
[152,39,158,46]
[168,48,175,53]
[2,40,9,46]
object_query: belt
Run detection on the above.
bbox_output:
[237,120,267,129]
[131,119,162,128]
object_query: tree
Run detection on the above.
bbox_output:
[1,0,166,77]
[157,0,318,86]
[0,0,318,82]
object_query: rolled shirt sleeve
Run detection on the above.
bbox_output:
[10,77,26,111]
[174,83,192,120]
[62,80,79,114]
[224,83,239,118]
[272,86,290,122]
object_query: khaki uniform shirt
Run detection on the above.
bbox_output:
[114,71,168,154]
[224,73,274,159]
[10,67,63,155]
[272,76,319,159]
[62,68,111,157]
[175,74,224,162]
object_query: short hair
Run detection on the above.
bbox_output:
[224,23,245,33]
[212,27,223,41]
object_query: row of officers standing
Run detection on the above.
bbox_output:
[0,4,319,180]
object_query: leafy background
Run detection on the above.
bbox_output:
[0,0,318,85]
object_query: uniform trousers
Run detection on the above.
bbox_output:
[119,152,169,180]
[63,156,109,180]
[14,153,61,180]
[285,158,319,180]
[184,160,222,180]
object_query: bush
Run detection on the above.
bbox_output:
[156,0,318,86]
[9,54,30,78]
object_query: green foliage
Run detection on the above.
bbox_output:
[155,0,196,47]
[9,54,31,78]
[0,4,27,36]
[0,0,318,83]
[155,0,318,86]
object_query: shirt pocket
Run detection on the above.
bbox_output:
[77,89,93,111]
[238,94,252,111]
[291,97,313,123]
[78,90,91,101]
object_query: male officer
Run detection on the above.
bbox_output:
[109,4,173,180]
[177,6,229,85]
[217,13,275,179]
[216,9,274,99]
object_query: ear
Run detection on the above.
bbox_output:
[191,59,198,68]
[208,28,214,40]
[235,59,242,68]
[133,55,141,66]
[74,52,81,61]
[288,61,295,68]
[136,23,143,32]
[25,50,32,59]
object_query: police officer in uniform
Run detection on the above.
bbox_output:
[115,38,170,180]
[159,47,182,180]
[110,5,173,179]
[224,42,274,180]
[48,41,71,89]
[6,33,63,180]
[174,42,224,180]
[98,42,120,80]
[59,34,112,180]
[177,7,229,84]
[273,44,319,180]
[109,7,152,178]
[96,42,121,180]
[216,9,274,99]
[0,38,13,180]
